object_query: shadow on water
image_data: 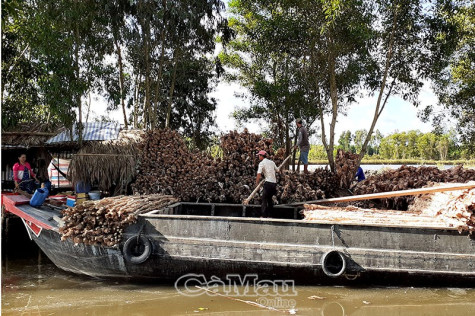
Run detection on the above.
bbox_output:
[2,217,475,316]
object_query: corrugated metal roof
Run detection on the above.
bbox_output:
[46,122,121,144]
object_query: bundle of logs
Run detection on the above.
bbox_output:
[353,165,475,210]
[335,149,361,189]
[59,194,178,246]
[410,182,475,233]
[133,129,339,204]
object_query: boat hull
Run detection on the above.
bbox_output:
[31,214,475,282]
[4,195,474,283]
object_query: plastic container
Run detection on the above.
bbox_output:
[66,197,76,207]
[30,188,49,207]
[43,180,52,193]
[88,191,101,200]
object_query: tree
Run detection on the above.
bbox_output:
[1,0,58,128]
[369,129,384,155]
[337,131,353,152]
[423,0,475,157]
[417,133,438,160]
[221,0,320,157]
[354,129,368,154]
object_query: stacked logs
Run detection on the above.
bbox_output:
[59,195,178,246]
[416,184,475,233]
[335,150,360,189]
[132,129,221,202]
[277,168,339,203]
[353,165,475,210]
[303,184,475,234]
[215,129,284,203]
[133,129,337,204]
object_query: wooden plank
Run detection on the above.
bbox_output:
[2,131,56,136]
[290,183,475,206]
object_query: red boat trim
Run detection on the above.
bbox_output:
[1,194,54,230]
[21,218,43,238]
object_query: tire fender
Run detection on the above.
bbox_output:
[123,235,152,264]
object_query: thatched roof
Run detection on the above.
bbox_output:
[68,129,145,195]
[1,123,58,148]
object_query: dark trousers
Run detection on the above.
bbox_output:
[261,182,277,217]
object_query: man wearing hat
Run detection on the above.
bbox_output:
[256,150,279,217]
[295,118,310,174]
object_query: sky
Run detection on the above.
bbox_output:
[92,79,441,144]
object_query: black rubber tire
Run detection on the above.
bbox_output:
[123,235,152,264]
[321,250,347,278]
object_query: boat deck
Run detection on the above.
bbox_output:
[2,194,61,231]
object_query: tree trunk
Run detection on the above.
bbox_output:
[74,22,83,147]
[152,0,167,128]
[326,35,338,172]
[356,3,400,175]
[114,37,128,129]
[165,50,178,128]
[133,73,141,129]
[138,0,151,129]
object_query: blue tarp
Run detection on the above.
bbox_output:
[46,122,120,144]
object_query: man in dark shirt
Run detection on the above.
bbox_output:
[356,166,366,182]
[295,118,310,173]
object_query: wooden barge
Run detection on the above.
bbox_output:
[2,194,474,283]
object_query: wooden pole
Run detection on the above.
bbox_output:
[288,183,475,206]
[243,152,295,205]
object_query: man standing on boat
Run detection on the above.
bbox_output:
[295,118,310,174]
[256,150,279,217]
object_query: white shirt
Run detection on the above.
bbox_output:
[257,158,278,183]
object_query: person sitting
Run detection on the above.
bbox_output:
[13,153,39,194]
[355,166,366,182]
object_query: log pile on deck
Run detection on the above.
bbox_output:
[304,184,475,233]
[353,165,475,210]
[59,194,178,246]
[132,129,338,204]
[335,149,360,189]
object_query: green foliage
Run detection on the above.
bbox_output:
[2,0,229,149]
[423,0,475,156]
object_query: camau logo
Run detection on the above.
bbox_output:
[175,273,297,298]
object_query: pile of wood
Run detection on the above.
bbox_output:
[59,194,178,246]
[214,129,284,203]
[133,129,338,204]
[410,183,475,233]
[335,150,360,189]
[353,165,475,210]
[303,184,475,234]
[132,129,221,202]
[277,169,338,203]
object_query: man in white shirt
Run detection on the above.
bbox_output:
[255,150,279,217]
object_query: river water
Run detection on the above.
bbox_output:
[2,257,475,316]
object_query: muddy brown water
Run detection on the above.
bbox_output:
[2,257,475,316]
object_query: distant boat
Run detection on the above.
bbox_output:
[2,194,474,283]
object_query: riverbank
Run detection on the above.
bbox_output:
[303,159,475,166]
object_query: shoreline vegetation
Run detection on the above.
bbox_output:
[301,159,475,166]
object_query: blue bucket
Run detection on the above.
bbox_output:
[30,188,49,207]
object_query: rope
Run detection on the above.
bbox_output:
[331,225,335,248]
